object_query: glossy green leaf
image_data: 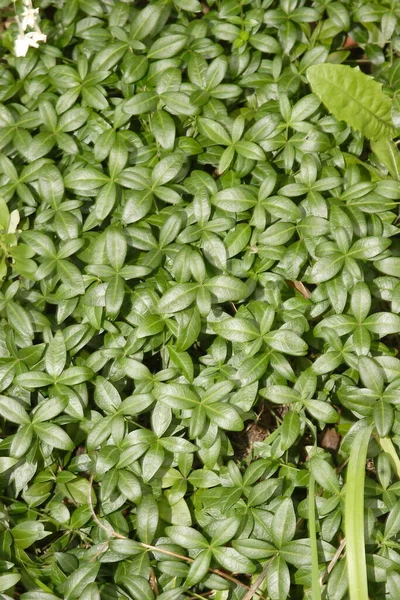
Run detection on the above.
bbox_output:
[308,64,395,139]
[137,495,159,543]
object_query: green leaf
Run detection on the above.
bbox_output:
[204,402,243,431]
[310,254,345,283]
[166,525,208,549]
[364,312,400,336]
[349,236,390,259]
[280,539,313,568]
[210,516,240,546]
[358,356,384,394]
[34,422,74,450]
[136,495,159,543]
[91,42,127,71]
[58,107,90,133]
[157,383,199,409]
[137,314,165,338]
[0,7,399,598]
[232,538,276,560]
[32,397,68,423]
[212,317,259,342]
[124,92,159,115]
[87,415,114,450]
[235,141,265,160]
[119,576,155,600]
[64,168,109,193]
[148,35,187,60]
[247,479,280,507]
[310,455,340,495]
[45,331,67,378]
[167,345,193,381]
[212,547,255,574]
[142,442,165,482]
[122,189,154,224]
[307,64,395,139]
[259,222,296,246]
[371,137,400,180]
[271,498,296,548]
[156,590,186,600]
[159,283,198,313]
[264,330,308,356]
[211,187,257,212]
[105,226,127,271]
[109,539,144,556]
[131,3,165,40]
[151,110,176,151]
[22,231,56,258]
[10,424,33,458]
[373,400,394,438]
[105,275,125,316]
[303,399,339,423]
[374,257,400,277]
[38,165,65,208]
[206,275,248,302]
[260,385,301,404]
[351,282,371,323]
[266,555,290,600]
[57,367,93,385]
[152,153,184,186]
[188,469,220,488]
[0,457,18,473]
[0,396,30,424]
[236,353,270,386]
[12,521,51,550]
[280,411,300,451]
[6,302,33,338]
[185,549,212,587]
[326,560,348,600]
[62,564,100,600]
[198,117,231,145]
[122,55,149,84]
[161,92,198,116]
[0,573,21,592]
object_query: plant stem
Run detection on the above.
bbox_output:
[87,476,259,595]
[242,557,274,600]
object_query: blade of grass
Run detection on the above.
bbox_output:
[308,473,322,600]
[345,424,373,600]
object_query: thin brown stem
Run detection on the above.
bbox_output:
[140,542,254,591]
[149,567,159,595]
[320,537,346,585]
[242,557,274,600]
[87,476,256,593]
[87,475,126,539]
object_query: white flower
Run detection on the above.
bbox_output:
[7,210,20,234]
[14,35,30,57]
[27,31,47,44]
[20,7,40,31]
[14,31,47,57]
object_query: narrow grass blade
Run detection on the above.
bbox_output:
[308,473,322,600]
[345,424,373,600]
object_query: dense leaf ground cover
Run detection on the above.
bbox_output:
[0,0,400,598]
